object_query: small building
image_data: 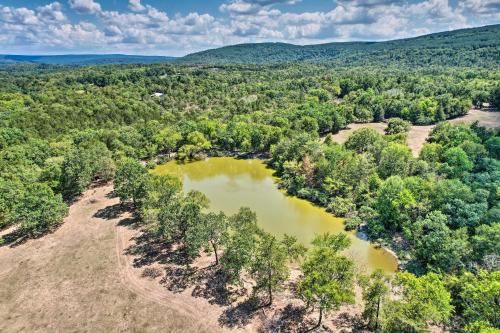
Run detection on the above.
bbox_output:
[150,92,164,98]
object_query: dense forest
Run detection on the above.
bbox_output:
[182,24,500,66]
[1,24,499,332]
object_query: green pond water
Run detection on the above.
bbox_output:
[153,157,397,273]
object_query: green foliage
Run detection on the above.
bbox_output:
[378,143,413,179]
[382,272,453,333]
[385,118,411,135]
[221,207,260,284]
[298,233,355,328]
[250,232,290,305]
[13,183,68,237]
[450,271,500,331]
[360,269,390,330]
[114,158,148,206]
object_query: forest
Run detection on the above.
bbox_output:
[1,26,500,332]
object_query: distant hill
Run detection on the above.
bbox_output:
[0,54,175,66]
[180,24,500,67]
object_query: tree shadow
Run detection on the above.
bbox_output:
[191,266,238,306]
[330,312,365,332]
[0,224,61,248]
[260,304,309,333]
[94,202,133,220]
[218,297,263,329]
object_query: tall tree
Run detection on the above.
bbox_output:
[114,158,148,207]
[382,272,453,332]
[298,233,355,329]
[250,232,290,306]
[360,269,390,331]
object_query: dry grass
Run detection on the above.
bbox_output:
[325,109,500,156]
[0,186,217,333]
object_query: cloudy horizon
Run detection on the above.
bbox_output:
[0,0,499,56]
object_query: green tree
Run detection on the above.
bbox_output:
[382,272,453,333]
[360,269,390,331]
[13,183,68,237]
[193,211,228,265]
[221,207,260,284]
[154,126,182,153]
[250,231,290,305]
[298,233,355,329]
[378,143,413,179]
[442,147,473,178]
[114,158,148,207]
[385,118,411,135]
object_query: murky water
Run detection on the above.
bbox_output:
[153,157,397,273]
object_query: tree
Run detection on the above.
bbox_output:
[154,126,182,153]
[345,128,386,160]
[298,233,355,329]
[385,118,411,135]
[374,176,415,231]
[382,272,453,333]
[360,269,390,331]
[456,270,500,331]
[114,158,148,207]
[281,234,307,262]
[198,211,228,265]
[221,207,260,284]
[250,231,290,305]
[471,222,500,269]
[412,211,471,273]
[13,183,68,237]
[378,143,413,179]
[442,147,473,178]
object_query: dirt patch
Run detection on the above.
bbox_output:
[325,109,500,156]
[0,185,217,333]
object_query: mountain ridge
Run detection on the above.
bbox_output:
[180,24,500,66]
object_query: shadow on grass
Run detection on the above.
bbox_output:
[260,304,310,333]
[218,297,263,329]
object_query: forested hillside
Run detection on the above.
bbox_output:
[181,24,500,66]
[0,54,175,66]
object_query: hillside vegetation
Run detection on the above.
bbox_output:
[181,24,500,66]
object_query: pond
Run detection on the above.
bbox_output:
[153,157,398,273]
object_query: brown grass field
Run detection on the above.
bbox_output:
[327,108,500,156]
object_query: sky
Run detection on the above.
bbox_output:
[0,0,499,56]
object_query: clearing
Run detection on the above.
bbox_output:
[326,108,500,156]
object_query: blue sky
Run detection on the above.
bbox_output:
[0,0,499,56]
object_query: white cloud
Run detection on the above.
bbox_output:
[128,0,145,12]
[68,0,102,14]
[0,0,498,55]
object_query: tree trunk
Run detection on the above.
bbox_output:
[211,240,219,265]
[375,296,380,331]
[268,272,273,306]
[317,307,323,328]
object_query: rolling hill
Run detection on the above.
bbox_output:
[0,54,175,66]
[180,24,500,66]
